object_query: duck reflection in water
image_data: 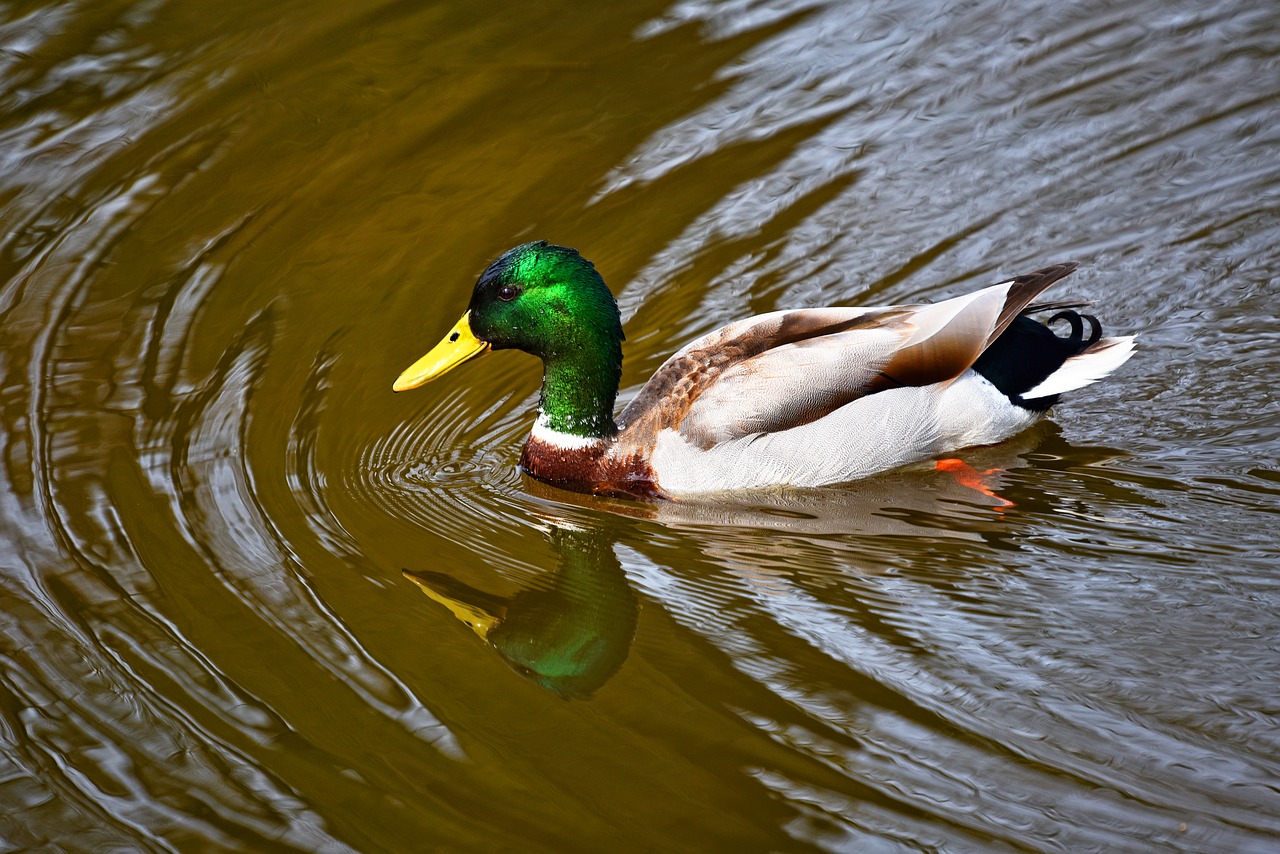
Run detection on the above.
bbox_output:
[399,423,1137,699]
[404,526,637,700]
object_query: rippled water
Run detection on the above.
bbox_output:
[2,0,1279,849]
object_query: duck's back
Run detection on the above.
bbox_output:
[613,264,1133,494]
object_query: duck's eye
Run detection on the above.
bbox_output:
[497,285,519,302]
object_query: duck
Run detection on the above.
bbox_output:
[393,241,1135,499]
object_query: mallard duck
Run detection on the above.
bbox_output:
[394,242,1134,499]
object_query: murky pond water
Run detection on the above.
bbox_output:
[2,0,1279,850]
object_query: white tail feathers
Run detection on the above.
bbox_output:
[1023,336,1137,399]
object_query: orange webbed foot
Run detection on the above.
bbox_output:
[935,458,1015,510]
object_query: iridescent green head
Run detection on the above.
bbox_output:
[466,242,622,360]
[393,242,624,439]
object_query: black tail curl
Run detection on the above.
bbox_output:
[972,307,1105,411]
[1048,310,1102,350]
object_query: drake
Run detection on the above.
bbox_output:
[393,241,1134,499]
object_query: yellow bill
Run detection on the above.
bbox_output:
[393,311,490,392]
[403,571,503,640]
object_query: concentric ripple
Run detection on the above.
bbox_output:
[353,385,551,567]
[3,0,1280,850]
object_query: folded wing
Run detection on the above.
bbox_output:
[618,264,1078,449]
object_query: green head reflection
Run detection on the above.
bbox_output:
[404,525,638,700]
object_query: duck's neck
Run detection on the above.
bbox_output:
[535,344,621,443]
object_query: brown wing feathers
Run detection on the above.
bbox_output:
[617,309,903,441]
[618,263,1079,446]
[877,261,1080,388]
[987,262,1080,347]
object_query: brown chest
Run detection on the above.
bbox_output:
[519,437,663,500]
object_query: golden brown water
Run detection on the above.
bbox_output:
[2,0,1279,850]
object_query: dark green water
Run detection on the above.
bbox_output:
[2,0,1279,850]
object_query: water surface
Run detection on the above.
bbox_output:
[2,0,1279,850]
